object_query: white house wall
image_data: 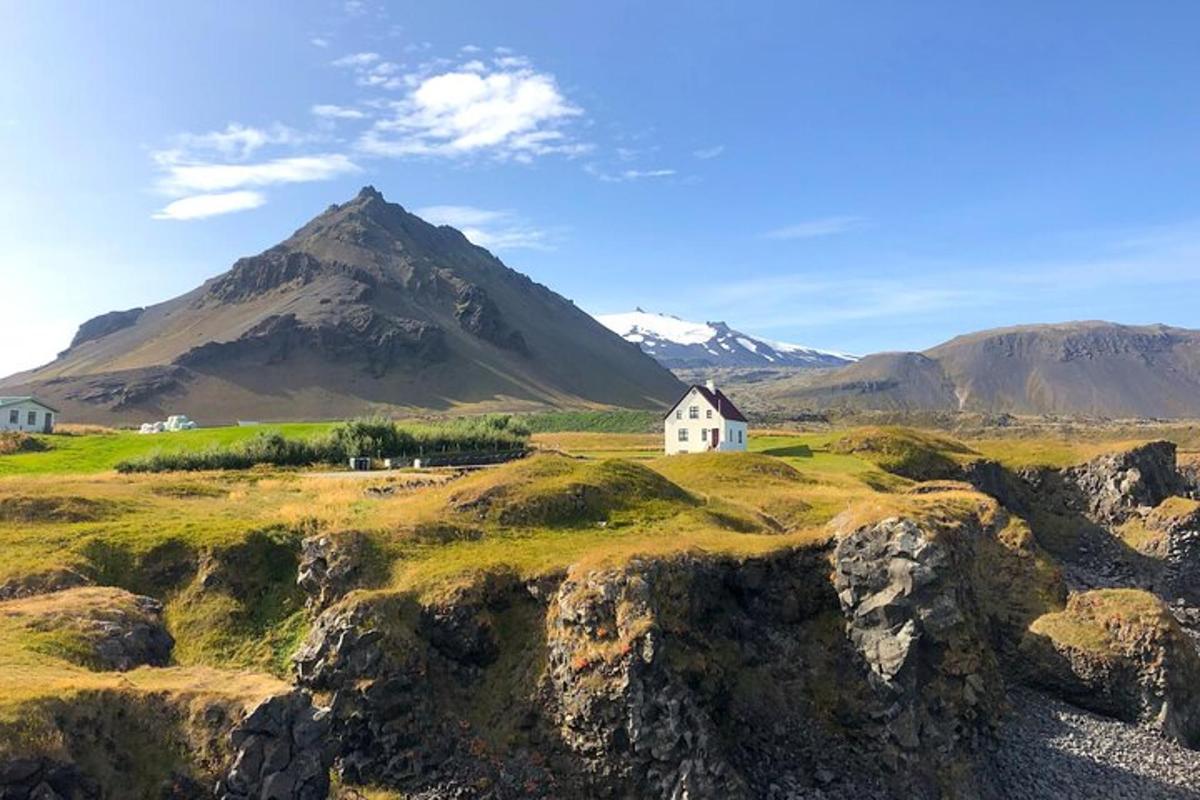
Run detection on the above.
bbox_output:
[0,401,55,433]
[663,387,748,454]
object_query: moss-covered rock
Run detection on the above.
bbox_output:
[1020,589,1200,747]
[1,587,172,672]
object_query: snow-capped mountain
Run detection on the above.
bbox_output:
[596,309,857,369]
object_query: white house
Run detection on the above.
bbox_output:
[663,380,748,455]
[0,397,58,433]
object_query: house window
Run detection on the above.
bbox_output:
[27,411,37,426]
[7,410,16,425]
[688,406,699,419]
[706,409,712,419]
[675,409,682,420]
[738,430,743,443]
[678,428,689,442]
[44,413,52,429]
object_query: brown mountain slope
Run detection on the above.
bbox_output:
[0,187,683,424]
[763,322,1200,418]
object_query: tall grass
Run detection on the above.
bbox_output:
[115,415,530,473]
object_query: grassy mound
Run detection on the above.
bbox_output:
[445,454,696,527]
[830,426,976,480]
[649,452,821,531]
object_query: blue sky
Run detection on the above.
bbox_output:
[2,1,1200,377]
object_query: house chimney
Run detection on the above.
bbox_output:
[705,379,716,392]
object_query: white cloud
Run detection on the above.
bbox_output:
[152,191,267,220]
[763,216,865,240]
[416,204,553,251]
[585,165,676,182]
[693,144,724,160]
[343,0,368,16]
[311,37,330,48]
[155,153,360,195]
[359,61,585,161]
[149,120,360,221]
[460,44,482,54]
[332,52,407,89]
[311,104,366,120]
[168,123,307,161]
[332,51,380,68]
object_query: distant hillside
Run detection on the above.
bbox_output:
[596,309,856,369]
[764,322,1200,418]
[0,188,683,424]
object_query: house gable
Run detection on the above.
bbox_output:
[663,385,746,424]
[0,397,60,414]
[665,386,722,422]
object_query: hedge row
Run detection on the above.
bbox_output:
[115,415,530,473]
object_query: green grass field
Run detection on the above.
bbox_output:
[0,423,335,476]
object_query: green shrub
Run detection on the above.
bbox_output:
[115,416,530,473]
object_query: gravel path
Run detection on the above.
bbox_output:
[989,687,1200,800]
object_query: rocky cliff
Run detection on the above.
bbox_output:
[5,439,1200,799]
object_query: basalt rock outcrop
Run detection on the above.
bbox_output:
[1020,589,1200,748]
[217,691,333,800]
[291,534,1040,800]
[1062,442,1183,526]
[834,517,1006,796]
[0,758,99,800]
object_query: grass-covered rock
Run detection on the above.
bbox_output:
[1021,589,1200,747]
[830,426,976,481]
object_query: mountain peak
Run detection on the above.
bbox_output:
[355,184,384,201]
[595,309,856,369]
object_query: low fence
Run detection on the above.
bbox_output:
[377,448,530,470]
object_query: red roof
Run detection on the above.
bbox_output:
[664,384,748,423]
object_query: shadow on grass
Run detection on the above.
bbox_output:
[758,444,814,459]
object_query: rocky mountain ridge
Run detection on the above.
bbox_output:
[0,187,682,423]
[763,321,1200,418]
[596,309,857,369]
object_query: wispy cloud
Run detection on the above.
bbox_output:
[359,59,587,162]
[149,123,359,220]
[166,123,309,161]
[331,51,409,89]
[311,104,366,120]
[310,37,330,48]
[585,165,676,182]
[152,191,267,221]
[693,144,724,160]
[332,51,380,68]
[416,204,555,251]
[763,216,866,240]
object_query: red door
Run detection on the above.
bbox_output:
[711,428,720,449]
